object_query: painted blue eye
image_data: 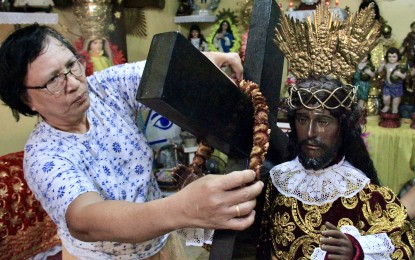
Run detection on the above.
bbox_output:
[150,112,173,130]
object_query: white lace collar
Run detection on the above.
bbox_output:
[270,157,370,206]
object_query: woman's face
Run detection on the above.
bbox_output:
[24,37,90,130]
[221,22,229,31]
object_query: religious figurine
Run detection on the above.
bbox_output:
[176,0,192,16]
[400,21,415,93]
[400,22,415,129]
[0,0,10,11]
[137,109,182,151]
[297,0,320,10]
[371,23,397,69]
[378,47,407,128]
[188,24,208,52]
[212,20,234,53]
[208,0,220,12]
[352,54,375,123]
[84,37,113,73]
[366,83,381,116]
[190,0,220,15]
[368,23,396,117]
[400,22,415,68]
[74,36,125,77]
[258,5,415,259]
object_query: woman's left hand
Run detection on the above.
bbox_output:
[320,222,355,260]
[203,52,243,81]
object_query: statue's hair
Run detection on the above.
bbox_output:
[285,76,380,185]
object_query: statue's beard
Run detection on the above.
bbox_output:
[297,138,342,170]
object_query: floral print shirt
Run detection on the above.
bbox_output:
[23,61,167,259]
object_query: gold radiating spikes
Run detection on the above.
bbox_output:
[274,4,381,80]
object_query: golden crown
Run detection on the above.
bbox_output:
[274,4,381,80]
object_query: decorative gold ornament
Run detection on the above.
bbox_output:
[274,4,381,80]
[124,8,147,37]
[275,4,381,110]
[237,0,253,31]
[72,0,112,40]
[114,11,121,19]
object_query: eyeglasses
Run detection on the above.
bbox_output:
[26,57,86,94]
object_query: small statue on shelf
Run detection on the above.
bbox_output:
[212,20,234,53]
[371,23,397,69]
[84,38,113,73]
[75,36,125,77]
[368,23,396,117]
[297,0,320,10]
[378,47,407,128]
[400,22,415,68]
[352,54,376,124]
[176,0,193,16]
[400,22,415,129]
[400,21,415,93]
[188,24,208,52]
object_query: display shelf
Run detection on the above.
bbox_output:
[0,12,58,24]
[174,14,216,23]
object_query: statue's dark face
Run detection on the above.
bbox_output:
[295,107,341,170]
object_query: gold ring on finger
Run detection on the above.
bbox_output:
[235,205,241,217]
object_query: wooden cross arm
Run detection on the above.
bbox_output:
[138,31,254,158]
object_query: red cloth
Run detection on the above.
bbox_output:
[345,234,364,260]
[0,151,60,260]
[323,234,364,260]
[258,181,415,259]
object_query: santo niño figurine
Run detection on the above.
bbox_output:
[378,47,407,128]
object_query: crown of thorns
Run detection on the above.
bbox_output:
[286,83,357,110]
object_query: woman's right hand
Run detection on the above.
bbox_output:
[167,169,264,231]
[202,52,243,81]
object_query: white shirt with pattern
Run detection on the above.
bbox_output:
[23,61,168,259]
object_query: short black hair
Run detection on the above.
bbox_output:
[0,23,78,121]
[385,47,402,62]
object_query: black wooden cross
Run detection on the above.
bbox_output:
[137,0,287,258]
